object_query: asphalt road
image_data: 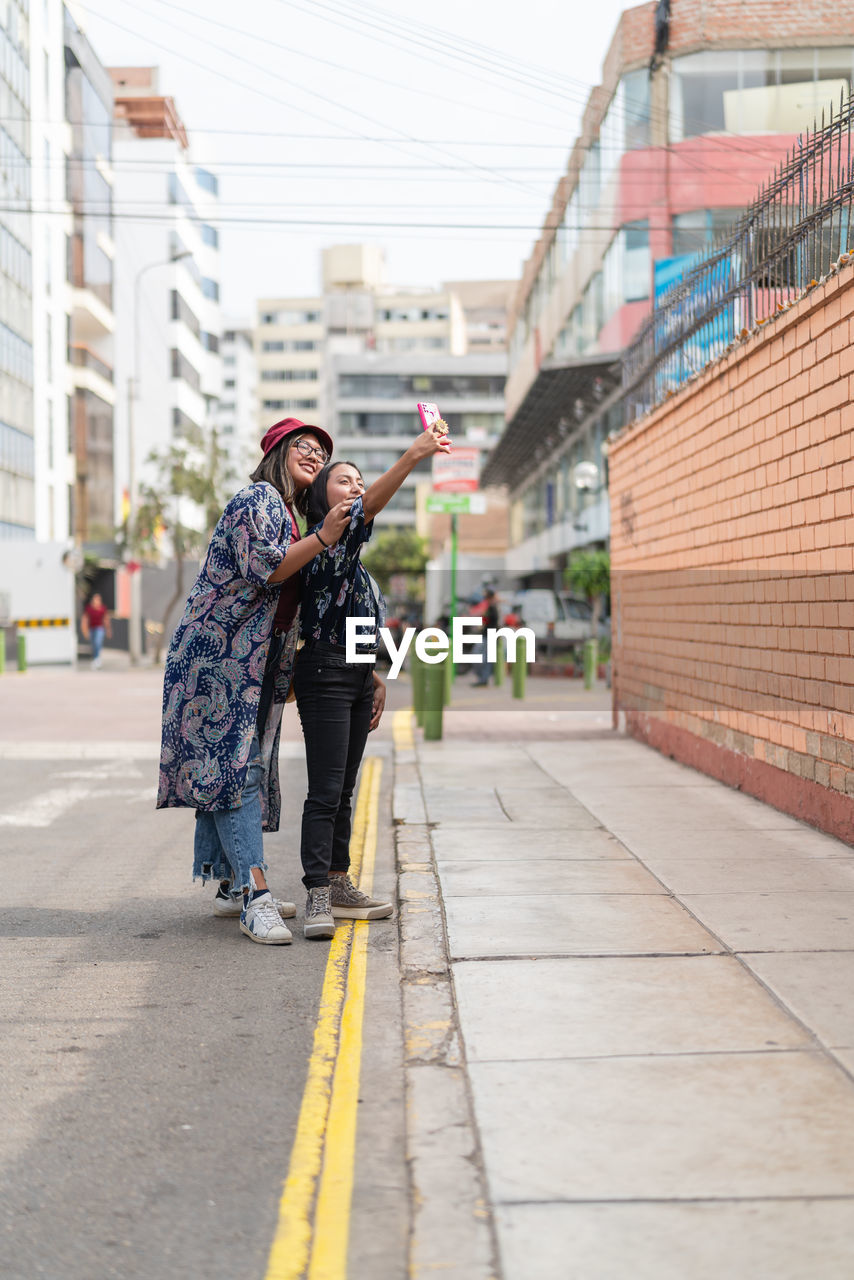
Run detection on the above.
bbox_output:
[0,660,409,1279]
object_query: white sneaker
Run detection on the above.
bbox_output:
[213,884,296,918]
[239,891,293,944]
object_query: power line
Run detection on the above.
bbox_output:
[77,0,554,200]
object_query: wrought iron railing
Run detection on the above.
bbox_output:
[623,92,854,421]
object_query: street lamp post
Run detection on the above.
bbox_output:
[127,250,192,665]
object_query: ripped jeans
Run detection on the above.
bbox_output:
[192,732,266,900]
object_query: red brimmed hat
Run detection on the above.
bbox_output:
[259,417,333,458]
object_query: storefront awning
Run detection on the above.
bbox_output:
[482,354,620,490]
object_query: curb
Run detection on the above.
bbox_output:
[392,711,500,1280]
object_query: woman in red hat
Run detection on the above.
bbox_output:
[157,418,353,945]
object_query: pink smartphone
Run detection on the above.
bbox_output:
[417,401,451,448]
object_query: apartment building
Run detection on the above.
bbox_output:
[0,0,35,541]
[483,0,854,585]
[110,67,222,530]
[331,351,506,527]
[216,323,258,495]
[64,11,116,550]
[256,246,511,527]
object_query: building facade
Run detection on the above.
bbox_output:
[331,352,506,527]
[484,0,854,585]
[0,0,35,540]
[216,323,258,495]
[110,66,222,535]
[256,246,511,529]
[65,9,115,548]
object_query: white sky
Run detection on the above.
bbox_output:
[73,0,631,318]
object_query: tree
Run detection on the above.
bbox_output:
[127,426,226,662]
[361,528,429,601]
[564,549,610,635]
[565,550,610,687]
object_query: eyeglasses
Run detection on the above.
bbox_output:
[292,438,329,464]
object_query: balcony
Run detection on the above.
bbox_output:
[69,344,115,406]
[68,233,114,340]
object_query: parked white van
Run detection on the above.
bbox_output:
[510,589,593,651]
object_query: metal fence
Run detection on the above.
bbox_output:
[623,92,854,422]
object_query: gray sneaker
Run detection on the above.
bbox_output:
[329,874,393,920]
[239,891,293,945]
[304,885,336,940]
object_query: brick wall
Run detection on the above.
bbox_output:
[609,264,854,842]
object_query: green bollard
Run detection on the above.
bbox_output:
[411,650,426,727]
[494,635,505,687]
[17,631,26,673]
[583,638,599,690]
[512,645,526,700]
[422,653,446,741]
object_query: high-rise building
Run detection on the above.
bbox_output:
[110,66,222,532]
[256,246,512,528]
[0,0,35,541]
[30,0,73,548]
[65,9,115,549]
[484,0,854,586]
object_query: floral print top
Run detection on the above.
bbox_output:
[299,496,386,647]
[157,482,299,831]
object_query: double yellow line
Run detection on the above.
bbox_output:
[265,756,383,1280]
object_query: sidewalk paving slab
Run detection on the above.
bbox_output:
[394,679,854,1279]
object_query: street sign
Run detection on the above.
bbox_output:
[426,493,487,515]
[431,446,480,493]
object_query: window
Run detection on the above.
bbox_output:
[261,338,318,352]
[195,167,219,196]
[672,208,743,257]
[201,277,219,302]
[262,399,318,412]
[260,368,318,381]
[202,223,219,248]
[671,49,854,140]
[202,332,220,352]
[224,379,235,389]
[337,373,505,400]
[623,220,650,302]
[260,308,321,325]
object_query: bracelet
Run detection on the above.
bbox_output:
[315,529,329,548]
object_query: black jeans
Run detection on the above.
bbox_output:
[293,642,374,889]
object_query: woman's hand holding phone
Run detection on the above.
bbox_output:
[409,418,451,463]
[319,499,352,548]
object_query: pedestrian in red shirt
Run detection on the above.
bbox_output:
[81,593,112,669]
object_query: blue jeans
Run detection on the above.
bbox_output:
[192,731,266,898]
[91,626,105,662]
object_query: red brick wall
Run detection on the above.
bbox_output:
[609,264,854,842]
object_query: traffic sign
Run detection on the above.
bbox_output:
[425,493,487,514]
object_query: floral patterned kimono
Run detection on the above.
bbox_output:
[157,481,299,832]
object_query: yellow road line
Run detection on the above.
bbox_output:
[392,707,414,751]
[264,757,382,1280]
[309,760,380,1278]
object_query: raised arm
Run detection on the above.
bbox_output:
[362,420,450,522]
[266,500,353,584]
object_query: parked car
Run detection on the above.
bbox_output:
[510,589,594,652]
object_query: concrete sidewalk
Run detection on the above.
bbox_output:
[394,678,854,1280]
